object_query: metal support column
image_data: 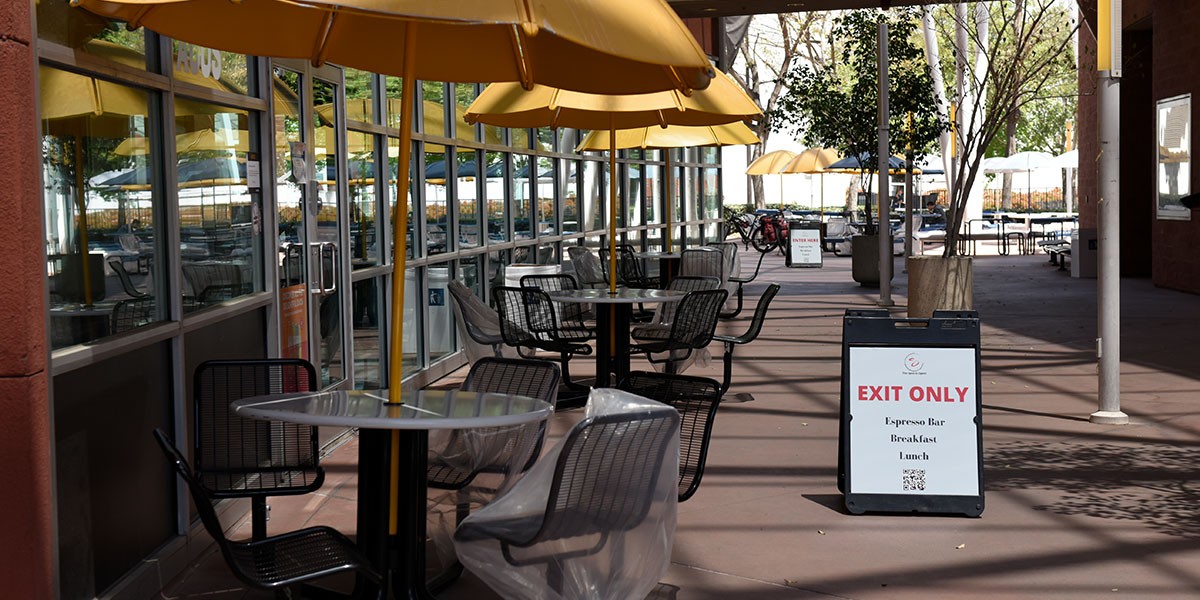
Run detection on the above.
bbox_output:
[877,19,893,306]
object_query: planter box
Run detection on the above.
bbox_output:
[906,255,973,318]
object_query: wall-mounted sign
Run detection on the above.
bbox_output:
[839,310,984,517]
[1157,94,1191,221]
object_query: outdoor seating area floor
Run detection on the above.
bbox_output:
[156,248,1200,599]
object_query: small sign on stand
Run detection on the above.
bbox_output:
[838,309,984,517]
[786,221,822,268]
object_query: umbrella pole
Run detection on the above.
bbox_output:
[74,137,94,306]
[609,118,618,294]
[386,22,417,535]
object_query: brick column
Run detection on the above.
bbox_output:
[0,1,55,598]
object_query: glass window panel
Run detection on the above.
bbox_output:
[510,129,532,149]
[537,157,556,236]
[561,159,579,235]
[582,159,603,234]
[487,250,511,292]
[384,77,405,129]
[536,244,557,265]
[646,163,663,225]
[388,137,415,260]
[422,81,447,137]
[457,256,482,296]
[425,144,448,256]
[273,67,305,296]
[702,147,720,163]
[175,101,261,312]
[537,128,554,152]
[344,68,375,124]
[703,166,720,220]
[41,69,160,348]
[352,277,382,389]
[401,267,420,374]
[428,264,457,362]
[512,154,533,240]
[312,78,344,384]
[626,163,644,227]
[457,150,482,250]
[348,130,379,268]
[485,152,506,243]
[37,4,147,66]
[454,84,477,144]
[172,42,250,96]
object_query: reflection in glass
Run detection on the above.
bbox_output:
[37,3,147,65]
[454,84,477,143]
[703,167,720,221]
[513,154,533,240]
[352,278,382,389]
[425,144,448,256]
[582,159,603,234]
[313,78,344,384]
[40,68,160,348]
[561,159,579,235]
[537,128,554,152]
[487,250,511,292]
[458,256,482,296]
[172,41,249,95]
[273,67,309,363]
[537,157,556,237]
[457,150,482,249]
[422,82,447,137]
[388,136,415,260]
[626,163,644,228]
[427,265,457,362]
[384,76,404,129]
[348,130,378,268]
[345,68,375,124]
[174,100,261,313]
[486,152,506,243]
[402,268,420,375]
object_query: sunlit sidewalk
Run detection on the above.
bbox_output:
[157,248,1200,599]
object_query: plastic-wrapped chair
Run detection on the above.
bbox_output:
[721,250,764,319]
[620,371,721,502]
[193,359,323,540]
[493,286,594,390]
[566,246,607,289]
[448,280,508,363]
[713,284,781,398]
[630,289,727,374]
[427,357,560,591]
[454,389,680,600]
[153,429,378,596]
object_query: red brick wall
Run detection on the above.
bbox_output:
[0,0,54,598]
[1149,0,1200,293]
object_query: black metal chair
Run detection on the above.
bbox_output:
[599,244,657,289]
[110,296,155,333]
[193,359,324,541]
[108,257,149,298]
[633,276,719,337]
[493,286,593,390]
[448,280,505,358]
[630,289,727,374]
[520,273,593,325]
[453,406,679,595]
[721,249,765,319]
[620,371,721,502]
[153,429,378,596]
[427,357,560,591]
[713,284,781,398]
[566,246,607,289]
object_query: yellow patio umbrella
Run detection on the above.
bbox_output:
[576,122,760,251]
[746,149,798,211]
[115,128,251,156]
[781,147,840,215]
[467,69,760,293]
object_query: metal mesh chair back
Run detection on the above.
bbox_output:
[110,296,156,333]
[655,276,719,325]
[531,409,678,544]
[600,245,655,288]
[713,283,782,395]
[429,358,560,490]
[108,258,148,298]
[634,289,727,350]
[193,359,323,498]
[153,429,378,590]
[620,372,721,501]
[521,273,587,324]
[680,248,725,282]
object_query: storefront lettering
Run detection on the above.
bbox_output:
[175,43,223,81]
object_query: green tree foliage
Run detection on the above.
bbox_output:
[772,8,945,231]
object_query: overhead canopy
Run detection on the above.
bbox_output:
[575,122,758,151]
[826,153,917,174]
[668,0,957,18]
[781,147,840,174]
[465,69,758,130]
[73,0,715,94]
[745,149,798,175]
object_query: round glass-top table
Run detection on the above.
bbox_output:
[233,389,553,599]
[548,288,686,387]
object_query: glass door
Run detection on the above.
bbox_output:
[273,62,350,389]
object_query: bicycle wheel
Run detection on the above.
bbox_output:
[750,224,777,253]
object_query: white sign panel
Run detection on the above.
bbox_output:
[788,225,822,267]
[848,346,979,496]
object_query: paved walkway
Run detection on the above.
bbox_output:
[159,248,1200,599]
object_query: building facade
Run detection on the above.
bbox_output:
[0,2,723,597]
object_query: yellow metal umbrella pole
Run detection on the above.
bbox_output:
[386,22,417,536]
[609,115,619,294]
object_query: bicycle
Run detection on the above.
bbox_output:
[750,211,788,253]
[725,212,758,249]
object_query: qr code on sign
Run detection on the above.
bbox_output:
[902,469,926,491]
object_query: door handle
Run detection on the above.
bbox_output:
[321,242,338,294]
[308,242,324,295]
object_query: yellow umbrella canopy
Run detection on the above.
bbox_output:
[576,122,759,251]
[71,0,715,94]
[464,69,758,130]
[745,149,798,175]
[115,128,251,156]
[574,122,760,152]
[781,147,840,174]
[467,68,761,292]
